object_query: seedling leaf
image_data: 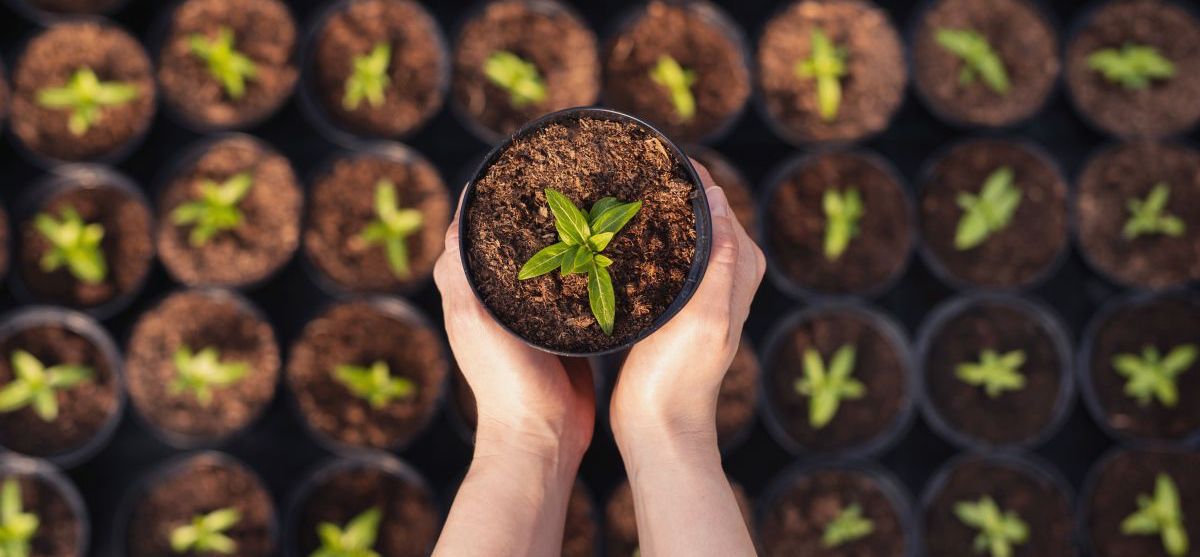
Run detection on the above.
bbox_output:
[357,180,424,279]
[649,55,696,122]
[35,206,107,284]
[794,345,865,429]
[0,479,39,557]
[1113,344,1195,408]
[956,349,1026,398]
[518,242,572,280]
[588,262,615,335]
[1088,44,1175,90]
[1121,474,1189,557]
[311,507,382,557]
[954,496,1029,557]
[823,188,864,261]
[0,350,93,423]
[822,504,874,548]
[955,166,1021,250]
[1124,183,1185,240]
[171,346,250,407]
[170,507,240,555]
[795,28,848,121]
[334,361,416,409]
[484,51,546,108]
[189,26,258,100]
[36,67,139,136]
[171,172,255,246]
[935,28,1010,94]
[344,43,392,110]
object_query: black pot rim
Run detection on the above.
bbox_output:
[0,454,89,557]
[458,106,713,357]
[3,0,130,25]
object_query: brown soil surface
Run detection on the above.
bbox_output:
[9,474,81,557]
[759,468,907,557]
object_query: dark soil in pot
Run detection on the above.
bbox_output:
[123,453,276,557]
[764,150,911,297]
[1083,448,1200,557]
[605,477,751,557]
[463,112,702,354]
[1065,0,1200,138]
[1083,293,1200,441]
[285,298,448,451]
[923,454,1074,557]
[0,459,85,557]
[1075,141,1200,289]
[156,0,299,130]
[17,170,154,311]
[11,22,155,164]
[305,0,448,139]
[155,135,302,288]
[602,0,750,143]
[125,289,280,446]
[918,139,1068,289]
[451,0,600,141]
[688,145,758,242]
[911,0,1059,128]
[756,0,907,144]
[303,146,451,293]
[920,295,1071,448]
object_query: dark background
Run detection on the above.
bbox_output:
[0,0,1178,555]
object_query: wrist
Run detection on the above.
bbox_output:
[612,406,720,472]
[475,415,588,477]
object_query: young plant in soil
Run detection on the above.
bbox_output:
[170,507,240,554]
[956,350,1026,398]
[357,181,424,280]
[170,345,250,407]
[334,361,415,410]
[953,496,1028,557]
[822,188,863,260]
[953,166,1020,250]
[822,504,874,548]
[796,29,847,123]
[795,345,864,429]
[311,506,381,557]
[342,44,390,112]
[35,68,139,138]
[33,208,107,286]
[934,28,1010,95]
[1084,449,1200,557]
[189,27,258,102]
[648,55,695,122]
[1088,44,1175,90]
[169,172,254,247]
[0,479,39,557]
[1120,474,1188,556]
[1112,344,1196,409]
[0,351,92,422]
[1123,184,1184,239]
[484,51,547,109]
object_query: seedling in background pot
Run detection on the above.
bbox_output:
[518,189,643,335]
[36,67,139,136]
[1124,183,1184,240]
[823,188,863,261]
[794,345,864,429]
[956,349,1026,398]
[0,350,92,422]
[0,479,38,557]
[334,361,415,409]
[35,207,108,284]
[357,180,423,279]
[649,55,696,122]
[170,507,240,555]
[1121,473,1189,557]
[795,29,847,122]
[955,166,1020,251]
[484,51,546,108]
[935,28,1010,95]
[171,345,250,407]
[171,172,255,247]
[822,504,874,548]
[1112,344,1196,408]
[1087,44,1175,90]
[954,496,1029,557]
[189,27,258,100]
[343,43,392,111]
[312,506,382,557]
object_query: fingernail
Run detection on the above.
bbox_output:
[707,186,730,217]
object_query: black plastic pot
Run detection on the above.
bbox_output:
[0,455,89,557]
[4,0,129,24]
[458,107,712,357]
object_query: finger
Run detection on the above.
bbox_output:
[687,185,738,318]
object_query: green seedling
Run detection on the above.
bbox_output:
[334,361,415,409]
[35,207,107,284]
[822,504,874,548]
[794,345,864,429]
[0,351,93,423]
[955,496,1029,557]
[956,349,1026,398]
[484,51,546,108]
[36,67,139,136]
[170,508,240,555]
[311,507,382,557]
[189,26,258,100]
[796,28,848,122]
[344,43,392,111]
[518,189,643,335]
[1124,183,1184,240]
[1122,473,1189,557]
[823,188,863,261]
[1113,344,1196,408]
[955,166,1021,251]
[649,55,696,122]
[1088,44,1175,90]
[357,180,423,279]
[935,28,1010,95]
[171,346,250,407]
[170,172,255,247]
[0,479,38,557]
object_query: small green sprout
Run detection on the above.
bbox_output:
[955,166,1021,251]
[484,51,546,108]
[169,508,240,555]
[0,479,38,557]
[794,345,865,429]
[956,349,1026,398]
[1113,344,1196,408]
[518,190,643,335]
[358,180,423,280]
[36,67,139,136]
[1124,183,1184,240]
[343,43,392,111]
[1088,44,1175,90]
[334,361,415,409]
[171,346,250,407]
[0,351,93,422]
[649,55,696,122]
[822,504,874,548]
[954,496,1029,557]
[935,28,1010,95]
[823,188,863,261]
[189,26,258,100]
[795,28,848,121]
[35,207,107,284]
[311,507,382,557]
[170,172,255,247]
[1122,474,1189,557]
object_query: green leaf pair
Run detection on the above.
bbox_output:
[649,55,696,122]
[0,479,38,557]
[35,206,108,284]
[954,166,1021,251]
[1113,344,1196,408]
[1121,474,1189,557]
[822,504,874,548]
[1124,183,1185,240]
[334,361,416,410]
[795,29,848,122]
[518,189,643,336]
[344,43,392,111]
[0,350,93,423]
[484,51,546,109]
[794,345,865,429]
[36,67,139,137]
[189,26,258,100]
[1088,44,1175,90]
[357,180,424,280]
[823,188,863,261]
[171,345,250,407]
[171,172,255,247]
[935,28,1010,95]
[954,496,1029,557]
[956,349,1026,398]
[311,507,382,557]
[169,507,240,555]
